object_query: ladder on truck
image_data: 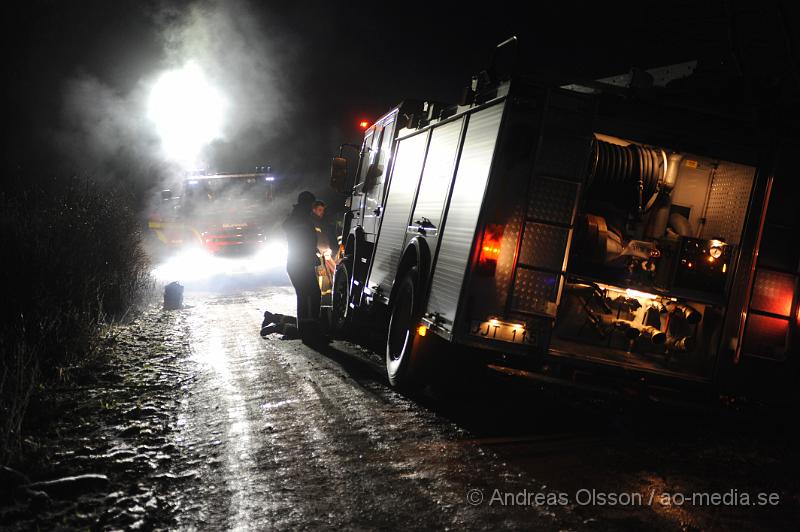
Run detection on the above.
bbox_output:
[505,90,594,349]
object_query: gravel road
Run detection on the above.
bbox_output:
[5,283,797,530]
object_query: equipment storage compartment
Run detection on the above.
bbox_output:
[551,133,757,379]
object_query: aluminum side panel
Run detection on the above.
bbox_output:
[427,103,505,328]
[367,132,429,296]
[408,118,465,234]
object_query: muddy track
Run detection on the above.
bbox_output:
[4,286,798,531]
[168,293,573,530]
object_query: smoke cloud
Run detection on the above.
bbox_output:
[56,74,169,187]
[54,0,294,194]
[158,0,291,171]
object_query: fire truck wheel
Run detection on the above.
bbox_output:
[331,261,352,333]
[386,267,422,387]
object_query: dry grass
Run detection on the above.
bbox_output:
[0,174,152,463]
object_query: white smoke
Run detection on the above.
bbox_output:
[55,0,289,189]
[56,73,171,183]
[160,0,289,154]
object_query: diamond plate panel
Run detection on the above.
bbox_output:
[527,177,578,224]
[518,224,570,272]
[751,269,796,317]
[534,135,592,181]
[701,162,755,245]
[511,268,560,315]
[493,202,525,311]
[743,314,789,360]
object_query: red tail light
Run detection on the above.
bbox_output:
[477,223,504,275]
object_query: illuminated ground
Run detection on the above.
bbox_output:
[6,266,798,530]
[151,240,290,292]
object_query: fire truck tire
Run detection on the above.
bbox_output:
[386,267,423,387]
[331,261,352,334]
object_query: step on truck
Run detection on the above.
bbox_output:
[329,55,799,400]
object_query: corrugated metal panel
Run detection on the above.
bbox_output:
[427,104,505,327]
[701,162,755,245]
[409,118,464,230]
[368,132,429,296]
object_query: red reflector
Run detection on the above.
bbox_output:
[743,314,789,359]
[751,269,795,317]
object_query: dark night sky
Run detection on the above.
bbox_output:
[4,0,796,204]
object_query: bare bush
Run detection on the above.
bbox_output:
[0,174,152,463]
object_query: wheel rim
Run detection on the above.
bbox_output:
[388,281,413,362]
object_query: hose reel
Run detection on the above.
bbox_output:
[587,138,669,214]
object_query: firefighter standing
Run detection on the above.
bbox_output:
[282,191,322,341]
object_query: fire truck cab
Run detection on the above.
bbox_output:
[331,62,799,400]
[149,169,276,254]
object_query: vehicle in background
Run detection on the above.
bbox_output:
[148,169,276,255]
[328,44,799,402]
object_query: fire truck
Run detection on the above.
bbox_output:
[148,169,276,254]
[329,50,799,400]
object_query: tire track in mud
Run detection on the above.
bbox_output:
[170,302,280,529]
[175,298,418,529]
[269,341,577,530]
[9,289,796,531]
[168,291,578,530]
[166,291,800,532]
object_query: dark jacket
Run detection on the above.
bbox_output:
[282,203,318,268]
[312,215,336,253]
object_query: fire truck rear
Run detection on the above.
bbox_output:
[330,54,799,400]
